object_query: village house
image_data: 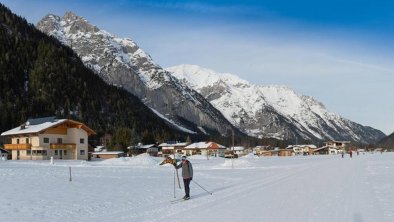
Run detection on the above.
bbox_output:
[158,141,190,157]
[312,141,351,155]
[256,148,293,157]
[253,146,271,156]
[128,143,159,156]
[327,141,350,154]
[91,151,125,159]
[183,141,226,157]
[89,146,124,159]
[325,141,350,151]
[231,146,246,157]
[0,117,95,160]
[287,144,317,155]
[313,146,330,155]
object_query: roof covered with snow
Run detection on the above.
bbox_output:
[91,151,124,155]
[158,142,189,147]
[231,146,245,151]
[1,117,96,136]
[287,144,317,149]
[185,142,225,149]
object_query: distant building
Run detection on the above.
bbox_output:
[158,141,190,157]
[128,143,159,156]
[287,144,317,155]
[230,146,246,157]
[91,151,124,159]
[323,141,351,155]
[1,117,96,160]
[253,146,269,155]
[184,142,226,157]
[325,141,350,149]
[258,148,293,157]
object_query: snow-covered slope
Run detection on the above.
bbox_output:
[166,64,385,143]
[36,12,236,135]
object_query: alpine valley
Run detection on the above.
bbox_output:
[166,65,385,144]
[37,12,385,144]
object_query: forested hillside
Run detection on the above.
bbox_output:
[0,4,184,146]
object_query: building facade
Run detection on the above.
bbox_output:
[1,117,95,160]
[184,142,226,157]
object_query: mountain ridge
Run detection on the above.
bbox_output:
[37,12,239,136]
[166,64,385,144]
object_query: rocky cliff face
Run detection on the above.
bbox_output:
[37,12,236,135]
[166,64,386,144]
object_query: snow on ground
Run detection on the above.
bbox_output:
[92,153,161,167]
[0,153,393,222]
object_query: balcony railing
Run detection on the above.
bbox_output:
[50,143,76,150]
[4,143,32,150]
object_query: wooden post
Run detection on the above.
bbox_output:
[69,166,72,182]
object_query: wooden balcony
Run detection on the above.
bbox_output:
[50,143,76,150]
[3,143,32,150]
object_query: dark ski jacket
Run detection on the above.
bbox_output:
[175,160,193,179]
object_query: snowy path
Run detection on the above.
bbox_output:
[0,153,393,222]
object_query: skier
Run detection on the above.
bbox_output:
[174,155,193,200]
[341,150,344,158]
[349,150,353,158]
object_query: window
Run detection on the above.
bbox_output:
[27,150,31,155]
[16,139,20,144]
[64,150,67,156]
[57,138,63,144]
[80,150,85,155]
[80,138,85,144]
[42,150,47,156]
[43,138,49,143]
[54,150,58,155]
[26,138,29,144]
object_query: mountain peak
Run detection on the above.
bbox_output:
[63,11,81,21]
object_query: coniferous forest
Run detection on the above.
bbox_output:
[0,4,285,150]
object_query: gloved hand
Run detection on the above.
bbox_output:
[173,162,176,167]
[190,177,192,181]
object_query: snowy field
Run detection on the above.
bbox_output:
[0,153,393,222]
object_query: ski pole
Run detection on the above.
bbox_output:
[175,168,181,189]
[192,180,212,195]
[173,168,176,198]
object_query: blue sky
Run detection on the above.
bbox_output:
[2,0,394,135]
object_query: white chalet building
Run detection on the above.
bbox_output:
[1,117,96,160]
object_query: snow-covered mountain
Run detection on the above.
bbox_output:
[36,12,237,135]
[166,64,385,144]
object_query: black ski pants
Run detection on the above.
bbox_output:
[183,178,192,197]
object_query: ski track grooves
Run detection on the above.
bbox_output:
[90,161,316,222]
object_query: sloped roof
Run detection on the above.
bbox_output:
[287,144,317,149]
[1,118,96,136]
[185,142,225,149]
[91,151,124,155]
[158,142,189,147]
[129,144,157,149]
